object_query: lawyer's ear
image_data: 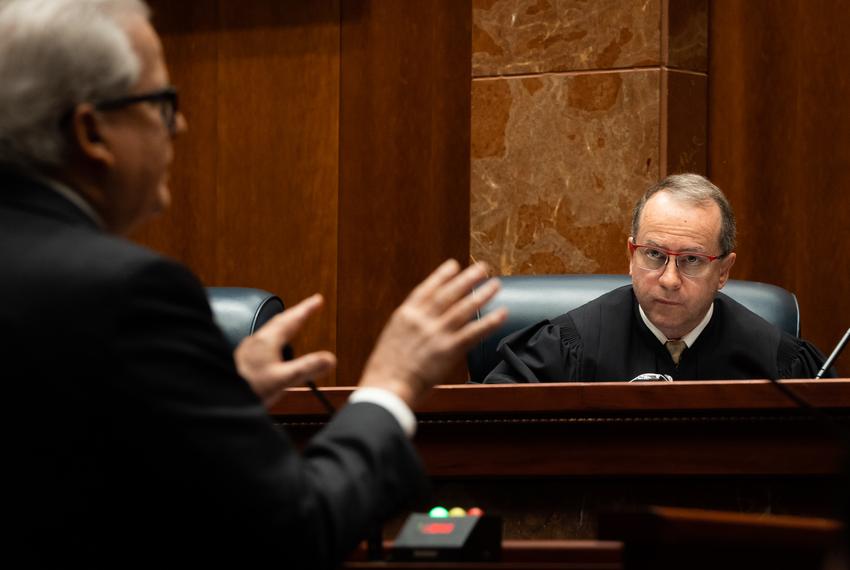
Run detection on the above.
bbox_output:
[68,104,115,168]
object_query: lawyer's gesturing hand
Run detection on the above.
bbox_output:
[358,260,507,408]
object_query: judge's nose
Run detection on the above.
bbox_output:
[658,258,682,290]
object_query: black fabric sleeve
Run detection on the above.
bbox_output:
[482,318,583,383]
[105,257,427,569]
[777,333,835,379]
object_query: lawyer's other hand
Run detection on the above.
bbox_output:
[235,294,336,409]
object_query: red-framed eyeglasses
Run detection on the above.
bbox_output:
[628,240,723,277]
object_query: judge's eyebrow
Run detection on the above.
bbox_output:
[643,239,708,253]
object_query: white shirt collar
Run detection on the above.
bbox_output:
[638,301,714,347]
[31,173,105,229]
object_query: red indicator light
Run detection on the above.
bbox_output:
[420,522,456,535]
[467,507,484,517]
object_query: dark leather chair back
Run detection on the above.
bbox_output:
[206,287,284,350]
[467,275,801,382]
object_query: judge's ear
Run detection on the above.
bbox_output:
[68,104,116,167]
[717,251,736,290]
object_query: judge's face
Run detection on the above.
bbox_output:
[628,191,736,340]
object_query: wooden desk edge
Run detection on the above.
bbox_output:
[272,379,850,417]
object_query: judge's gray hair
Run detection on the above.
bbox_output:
[631,173,737,256]
[0,0,150,172]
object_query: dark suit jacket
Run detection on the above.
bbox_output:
[1,173,427,568]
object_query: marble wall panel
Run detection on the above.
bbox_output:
[667,0,708,71]
[473,0,661,77]
[471,70,660,275]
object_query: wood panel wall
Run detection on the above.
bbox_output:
[709,0,850,375]
[137,1,471,387]
[137,0,341,381]
[338,1,471,386]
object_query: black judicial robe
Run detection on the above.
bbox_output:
[483,285,832,383]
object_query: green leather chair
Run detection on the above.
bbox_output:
[205,287,284,349]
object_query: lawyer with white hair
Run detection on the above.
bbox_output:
[0,1,505,567]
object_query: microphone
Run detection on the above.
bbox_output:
[630,373,673,382]
[815,327,850,380]
[761,326,850,440]
[306,379,336,414]
[282,344,336,414]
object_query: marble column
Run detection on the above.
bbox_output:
[471,0,707,275]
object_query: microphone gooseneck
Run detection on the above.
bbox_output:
[815,327,850,380]
[283,344,336,414]
[762,325,850,440]
[306,379,336,414]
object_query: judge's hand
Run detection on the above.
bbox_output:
[234,294,336,409]
[359,260,507,408]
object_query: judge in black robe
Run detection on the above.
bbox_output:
[483,285,833,383]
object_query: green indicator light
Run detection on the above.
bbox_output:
[428,506,449,518]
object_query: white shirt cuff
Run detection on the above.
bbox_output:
[349,387,416,438]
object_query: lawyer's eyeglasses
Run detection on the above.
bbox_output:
[628,240,724,278]
[93,86,179,135]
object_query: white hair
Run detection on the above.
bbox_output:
[0,0,151,172]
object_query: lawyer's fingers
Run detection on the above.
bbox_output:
[255,351,337,406]
[426,262,491,316]
[439,276,501,331]
[449,307,508,352]
[404,259,461,307]
[254,294,324,347]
